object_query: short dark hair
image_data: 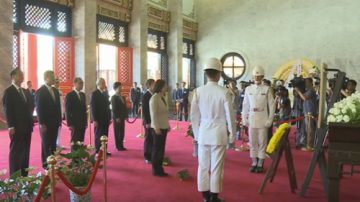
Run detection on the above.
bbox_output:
[153,79,166,93]
[73,77,83,83]
[113,82,122,90]
[10,68,21,78]
[205,69,220,79]
[145,79,155,88]
[348,79,357,86]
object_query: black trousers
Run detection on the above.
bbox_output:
[113,119,125,150]
[179,101,189,121]
[144,127,153,161]
[95,123,110,153]
[70,126,86,150]
[9,131,32,176]
[151,129,168,175]
[40,125,59,168]
[132,102,140,117]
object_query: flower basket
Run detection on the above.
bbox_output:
[328,123,360,144]
[69,187,91,202]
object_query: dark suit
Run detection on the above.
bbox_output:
[65,90,87,148]
[111,95,128,150]
[3,85,34,176]
[179,88,189,121]
[35,85,62,168]
[142,91,153,161]
[90,89,111,153]
[130,87,141,117]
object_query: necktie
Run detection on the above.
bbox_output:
[18,88,26,102]
[77,92,82,101]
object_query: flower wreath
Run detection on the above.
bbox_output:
[266,123,290,155]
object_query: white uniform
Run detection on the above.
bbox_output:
[191,81,236,193]
[242,84,275,159]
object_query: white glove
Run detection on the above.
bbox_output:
[242,118,248,127]
[228,133,235,144]
[265,119,273,128]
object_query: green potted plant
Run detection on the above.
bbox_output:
[0,168,50,202]
[56,142,96,202]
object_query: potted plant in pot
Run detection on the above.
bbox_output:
[0,168,51,202]
[56,142,96,202]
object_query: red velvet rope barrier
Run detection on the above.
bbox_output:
[56,149,103,196]
[34,175,50,202]
[273,116,305,125]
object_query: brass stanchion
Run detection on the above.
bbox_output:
[87,105,93,147]
[136,108,144,138]
[101,136,108,202]
[306,112,312,150]
[173,102,181,130]
[47,156,57,202]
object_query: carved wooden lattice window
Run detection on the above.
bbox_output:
[96,15,128,47]
[12,32,20,69]
[161,53,169,82]
[147,29,167,53]
[13,0,72,37]
[118,47,133,107]
[54,37,75,94]
[183,39,195,58]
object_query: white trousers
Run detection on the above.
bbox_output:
[248,127,268,159]
[197,144,226,193]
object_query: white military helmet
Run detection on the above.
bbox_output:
[252,65,265,76]
[204,58,223,71]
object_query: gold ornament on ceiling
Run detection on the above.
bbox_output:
[147,5,171,33]
[183,19,198,41]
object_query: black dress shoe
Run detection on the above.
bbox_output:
[117,147,127,151]
[144,159,151,164]
[106,152,112,156]
[153,172,168,177]
[255,166,264,173]
[211,198,224,202]
[249,165,257,173]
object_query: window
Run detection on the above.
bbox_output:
[147,51,161,80]
[37,34,54,86]
[96,15,128,47]
[221,52,246,80]
[147,29,168,81]
[182,58,191,86]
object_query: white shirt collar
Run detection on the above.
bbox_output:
[207,81,219,85]
[44,83,53,90]
[12,82,21,90]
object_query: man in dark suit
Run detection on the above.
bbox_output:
[130,82,141,117]
[2,69,34,176]
[91,78,111,155]
[142,79,155,164]
[179,82,189,121]
[35,70,62,169]
[111,82,128,151]
[26,80,36,110]
[65,77,87,149]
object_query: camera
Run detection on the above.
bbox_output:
[329,73,349,90]
[288,76,306,92]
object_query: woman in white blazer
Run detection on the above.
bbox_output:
[149,79,170,177]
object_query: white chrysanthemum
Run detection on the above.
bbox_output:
[333,108,341,115]
[336,115,343,122]
[341,107,349,114]
[327,114,336,123]
[343,115,350,123]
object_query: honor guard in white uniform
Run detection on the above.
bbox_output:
[191,58,236,202]
[242,65,275,173]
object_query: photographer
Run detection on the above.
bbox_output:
[294,78,317,151]
[341,79,357,98]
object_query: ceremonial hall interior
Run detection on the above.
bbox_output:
[0,0,360,202]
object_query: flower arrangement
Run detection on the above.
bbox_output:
[162,157,172,166]
[327,92,360,124]
[266,123,290,155]
[186,124,194,139]
[56,142,96,188]
[0,168,50,201]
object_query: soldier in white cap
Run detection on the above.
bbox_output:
[242,65,275,173]
[191,58,236,202]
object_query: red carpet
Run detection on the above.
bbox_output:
[1,120,359,202]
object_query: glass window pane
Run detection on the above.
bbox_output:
[182,58,191,85]
[234,67,245,78]
[98,44,117,71]
[223,68,233,78]
[234,56,244,66]
[223,57,234,67]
